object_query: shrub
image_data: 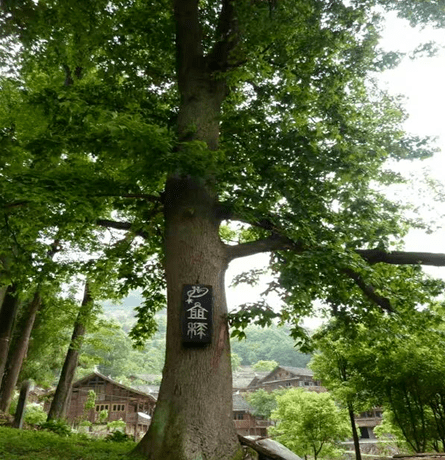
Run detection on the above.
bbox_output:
[105,430,131,442]
[99,409,108,423]
[79,420,92,427]
[39,419,72,437]
[107,419,126,432]
[24,403,47,426]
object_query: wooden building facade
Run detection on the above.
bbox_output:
[247,366,324,393]
[66,372,156,438]
[233,393,272,437]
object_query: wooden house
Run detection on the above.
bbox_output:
[65,371,156,438]
[245,366,382,441]
[247,366,324,392]
[232,393,271,437]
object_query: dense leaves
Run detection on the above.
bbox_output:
[311,310,445,453]
[270,388,351,459]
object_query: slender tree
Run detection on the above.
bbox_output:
[0,285,21,390]
[0,240,60,413]
[47,281,94,421]
[0,292,41,413]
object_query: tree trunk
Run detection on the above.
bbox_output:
[134,1,241,457]
[348,402,362,460]
[0,284,21,391]
[47,282,92,421]
[0,292,42,413]
[134,177,240,460]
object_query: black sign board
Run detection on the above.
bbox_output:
[181,284,213,345]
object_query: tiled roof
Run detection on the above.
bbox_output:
[232,367,269,390]
[280,366,313,377]
[232,393,253,412]
[73,371,156,402]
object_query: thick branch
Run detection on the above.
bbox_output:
[220,204,445,267]
[174,0,203,93]
[342,268,394,313]
[95,219,148,239]
[93,193,162,203]
[226,235,303,261]
[356,249,445,266]
[207,0,239,71]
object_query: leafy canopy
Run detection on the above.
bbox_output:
[0,0,443,348]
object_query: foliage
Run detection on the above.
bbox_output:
[311,311,445,453]
[0,427,143,460]
[252,360,278,372]
[80,317,166,380]
[270,388,351,460]
[38,419,72,437]
[98,410,108,424]
[84,390,96,412]
[2,1,445,457]
[107,419,126,432]
[23,403,47,427]
[231,352,242,370]
[246,388,283,419]
[0,0,442,355]
[79,420,92,427]
[105,430,131,443]
[374,410,409,452]
[231,324,311,368]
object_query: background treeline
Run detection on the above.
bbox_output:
[18,289,310,388]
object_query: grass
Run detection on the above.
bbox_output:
[0,427,146,460]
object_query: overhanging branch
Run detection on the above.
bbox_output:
[342,268,395,313]
[95,219,148,239]
[356,249,445,266]
[226,235,303,261]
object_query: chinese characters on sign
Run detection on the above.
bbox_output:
[182,284,212,345]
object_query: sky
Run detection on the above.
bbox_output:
[225,11,445,326]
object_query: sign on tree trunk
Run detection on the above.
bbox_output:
[182,285,212,345]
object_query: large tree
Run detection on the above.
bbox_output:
[2,1,445,459]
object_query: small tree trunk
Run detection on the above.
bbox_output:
[47,282,93,420]
[13,380,31,429]
[0,284,21,390]
[348,402,362,460]
[0,292,42,413]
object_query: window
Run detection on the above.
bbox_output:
[233,413,244,420]
[112,404,125,412]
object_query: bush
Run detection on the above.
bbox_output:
[107,419,126,432]
[24,403,47,426]
[39,419,72,437]
[79,420,92,427]
[105,430,131,442]
[99,409,108,423]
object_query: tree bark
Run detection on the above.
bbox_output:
[0,284,21,391]
[135,177,240,459]
[0,292,41,413]
[135,1,242,457]
[47,282,93,421]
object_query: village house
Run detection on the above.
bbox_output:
[61,371,156,438]
[247,366,324,392]
[233,393,272,437]
[53,366,380,441]
[244,365,382,440]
